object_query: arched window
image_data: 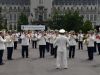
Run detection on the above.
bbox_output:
[18,7,20,11]
[14,7,17,11]
[9,7,12,11]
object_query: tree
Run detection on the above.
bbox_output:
[17,13,28,31]
[65,11,84,32]
[82,20,93,33]
[0,7,4,30]
[48,10,84,32]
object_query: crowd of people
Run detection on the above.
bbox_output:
[0,29,100,69]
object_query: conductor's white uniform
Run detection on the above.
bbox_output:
[54,30,69,68]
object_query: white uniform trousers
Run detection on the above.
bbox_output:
[56,51,68,68]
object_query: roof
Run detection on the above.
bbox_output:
[53,0,98,5]
[0,0,30,5]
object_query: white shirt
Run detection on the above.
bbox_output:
[37,34,46,45]
[54,35,69,52]
[69,35,77,46]
[20,34,30,46]
[87,35,95,47]
[78,34,83,41]
[5,35,14,47]
[31,33,38,41]
[0,36,6,50]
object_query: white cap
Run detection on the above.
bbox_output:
[59,29,65,33]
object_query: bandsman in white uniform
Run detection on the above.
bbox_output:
[86,31,95,60]
[69,31,77,59]
[20,31,30,58]
[5,31,14,60]
[78,30,83,50]
[0,31,6,65]
[37,32,46,58]
[54,29,69,69]
[31,31,38,49]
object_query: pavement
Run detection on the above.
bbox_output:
[0,44,100,75]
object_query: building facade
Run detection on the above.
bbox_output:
[0,0,100,30]
[0,0,30,30]
[52,0,100,27]
[30,0,52,22]
[31,0,100,27]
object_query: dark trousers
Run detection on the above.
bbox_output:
[39,45,45,58]
[97,43,100,55]
[54,46,57,58]
[87,47,94,60]
[7,47,13,60]
[14,41,18,49]
[0,50,4,64]
[22,46,29,58]
[78,41,83,50]
[50,43,54,55]
[94,42,97,53]
[46,42,50,52]
[69,46,75,58]
[32,41,37,48]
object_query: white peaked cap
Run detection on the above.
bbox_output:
[59,29,65,33]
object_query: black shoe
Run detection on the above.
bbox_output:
[64,68,68,69]
[0,63,5,65]
[26,57,29,58]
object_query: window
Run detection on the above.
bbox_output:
[35,9,38,20]
[94,15,97,21]
[44,9,47,20]
[10,14,12,20]
[90,14,93,21]
[14,14,16,20]
[39,0,43,4]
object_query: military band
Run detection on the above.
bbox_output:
[0,29,100,71]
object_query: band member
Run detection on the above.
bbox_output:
[45,31,50,52]
[49,31,55,56]
[86,31,95,60]
[96,31,100,55]
[53,31,59,58]
[69,31,77,58]
[78,30,83,50]
[54,29,69,69]
[37,32,46,58]
[0,31,6,65]
[20,31,30,58]
[5,31,14,60]
[31,31,38,49]
[12,31,18,50]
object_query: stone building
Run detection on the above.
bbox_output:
[0,0,30,30]
[52,0,100,27]
[0,0,100,30]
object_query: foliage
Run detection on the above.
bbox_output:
[0,7,6,30]
[17,13,28,31]
[82,20,93,33]
[48,10,84,32]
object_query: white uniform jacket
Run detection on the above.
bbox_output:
[69,35,77,46]
[37,34,46,45]
[20,34,30,46]
[78,34,83,41]
[31,34,38,41]
[0,36,6,50]
[54,35,70,52]
[87,35,95,47]
[5,35,14,47]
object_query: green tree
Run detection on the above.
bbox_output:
[0,7,4,30]
[48,10,84,32]
[82,20,93,33]
[65,11,84,32]
[17,13,28,31]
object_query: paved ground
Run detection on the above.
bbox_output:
[0,44,100,75]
